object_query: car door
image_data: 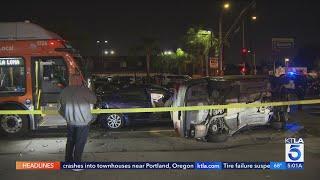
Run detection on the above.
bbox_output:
[118,87,152,119]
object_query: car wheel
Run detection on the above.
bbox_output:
[206,120,229,143]
[207,130,229,143]
[100,114,124,129]
[0,114,29,137]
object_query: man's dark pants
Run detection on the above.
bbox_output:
[65,125,89,162]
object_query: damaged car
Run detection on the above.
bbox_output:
[97,84,173,129]
[171,75,294,142]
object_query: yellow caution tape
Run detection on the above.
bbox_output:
[0,99,319,115]
[91,99,320,114]
[0,110,42,115]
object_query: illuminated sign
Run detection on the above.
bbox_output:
[0,46,14,51]
[209,57,219,69]
[0,58,23,66]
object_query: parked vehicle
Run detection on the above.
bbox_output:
[0,22,84,137]
[170,75,293,142]
[153,74,191,88]
[90,74,150,93]
[97,85,173,129]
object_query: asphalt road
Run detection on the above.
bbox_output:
[0,108,319,180]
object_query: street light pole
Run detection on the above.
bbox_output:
[250,16,257,75]
[206,30,213,77]
[222,0,256,74]
[218,2,230,75]
[219,13,223,74]
[207,31,214,76]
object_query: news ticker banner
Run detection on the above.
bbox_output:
[16,161,304,170]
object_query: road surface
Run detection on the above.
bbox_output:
[0,108,319,180]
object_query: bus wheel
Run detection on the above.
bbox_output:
[0,114,29,137]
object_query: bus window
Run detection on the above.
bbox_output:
[0,57,25,96]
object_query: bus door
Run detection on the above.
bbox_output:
[32,56,68,127]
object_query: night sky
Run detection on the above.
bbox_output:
[1,0,320,64]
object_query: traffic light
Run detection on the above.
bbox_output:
[241,48,248,56]
[240,66,246,73]
[239,62,247,75]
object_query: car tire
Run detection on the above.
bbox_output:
[207,132,228,143]
[271,121,285,130]
[0,113,29,138]
[100,114,124,129]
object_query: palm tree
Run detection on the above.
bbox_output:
[138,37,160,79]
[183,27,219,76]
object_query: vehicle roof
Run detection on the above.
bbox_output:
[185,75,269,86]
[120,84,168,90]
[0,22,62,40]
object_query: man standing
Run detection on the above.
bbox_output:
[59,85,97,163]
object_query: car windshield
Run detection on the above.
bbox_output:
[119,88,148,101]
[0,57,25,96]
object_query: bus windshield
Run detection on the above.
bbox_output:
[0,57,25,96]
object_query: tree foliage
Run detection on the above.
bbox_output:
[152,48,188,74]
[182,27,219,75]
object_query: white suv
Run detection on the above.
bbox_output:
[171,76,290,142]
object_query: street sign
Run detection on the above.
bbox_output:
[209,57,219,69]
[272,38,294,50]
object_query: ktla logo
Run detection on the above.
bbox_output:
[285,138,304,162]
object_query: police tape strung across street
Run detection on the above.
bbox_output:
[1,99,320,115]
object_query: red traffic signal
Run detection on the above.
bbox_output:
[241,48,248,55]
[239,62,247,74]
[240,66,246,73]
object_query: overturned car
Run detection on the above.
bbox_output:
[171,75,294,142]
